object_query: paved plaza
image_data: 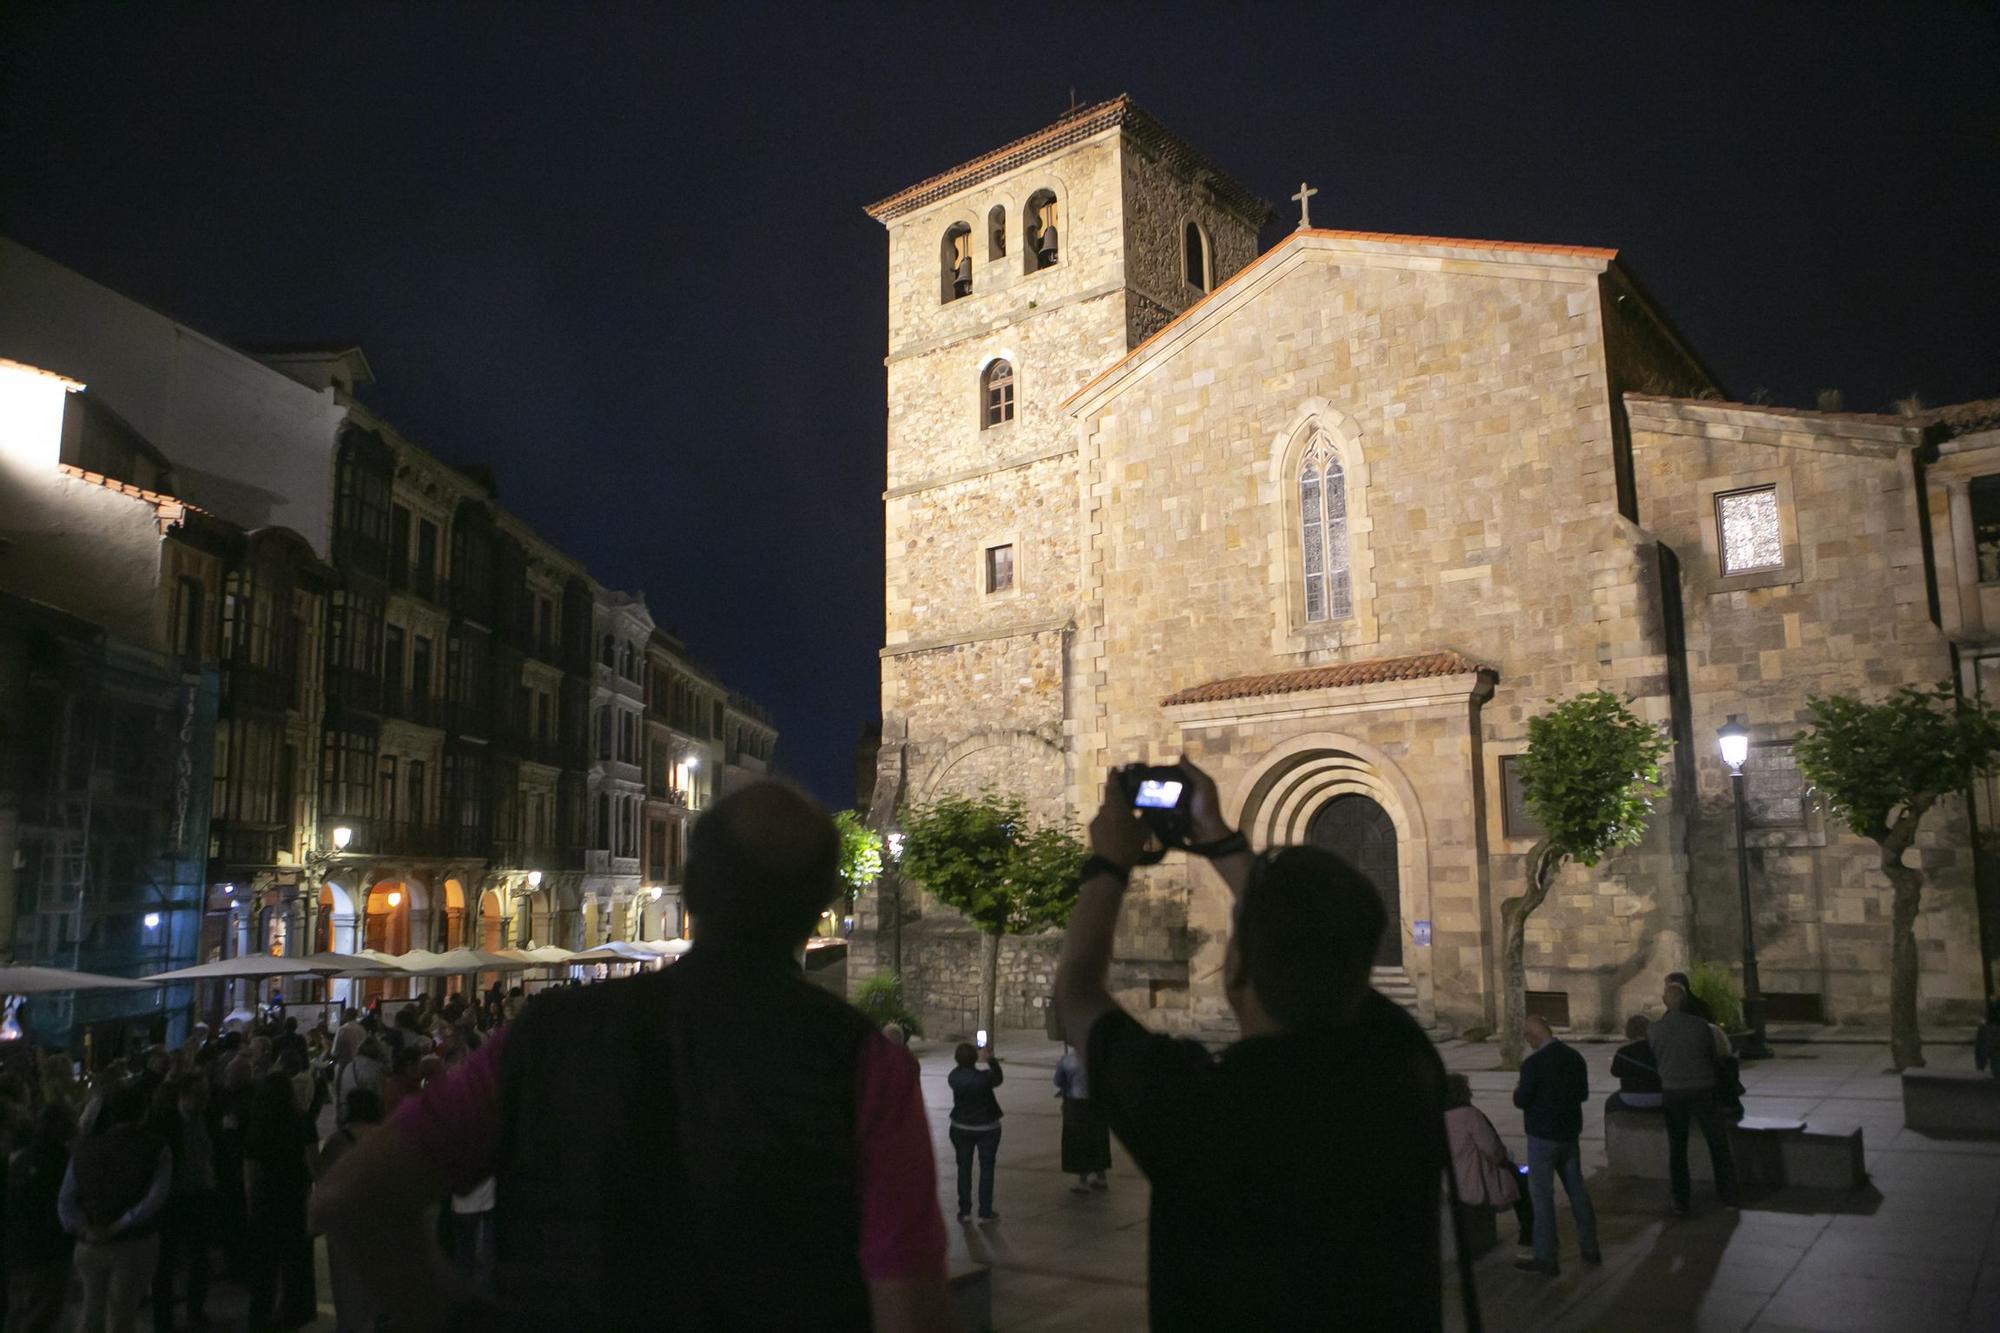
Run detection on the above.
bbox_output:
[925,1029,2000,1332]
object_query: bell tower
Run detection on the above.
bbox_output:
[856,96,1267,1008]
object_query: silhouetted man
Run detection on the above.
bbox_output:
[1512,1016,1600,1274]
[314,781,950,1331]
[1054,763,1446,1331]
[1651,981,1740,1214]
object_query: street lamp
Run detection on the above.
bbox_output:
[1718,717,1773,1059]
[331,825,353,852]
[527,870,543,889]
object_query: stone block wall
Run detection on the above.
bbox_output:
[1628,395,1981,1024]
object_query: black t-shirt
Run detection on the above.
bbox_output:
[1088,995,1446,1332]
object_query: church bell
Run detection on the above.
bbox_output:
[1036,225,1059,264]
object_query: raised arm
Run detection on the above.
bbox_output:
[1054,775,1151,1045]
[311,1121,472,1328]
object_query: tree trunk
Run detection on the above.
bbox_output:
[977,929,1002,1044]
[1880,811,1928,1071]
[1500,841,1561,1070]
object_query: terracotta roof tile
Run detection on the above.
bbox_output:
[1162,651,1493,707]
[57,463,206,519]
[865,94,1269,225]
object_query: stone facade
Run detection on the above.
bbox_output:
[858,97,1999,1040]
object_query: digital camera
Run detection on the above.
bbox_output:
[1115,762,1195,855]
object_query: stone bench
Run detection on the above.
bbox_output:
[1902,1070,2000,1138]
[1604,1108,1866,1190]
[949,1259,993,1332]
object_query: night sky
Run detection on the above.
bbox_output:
[3,4,1994,806]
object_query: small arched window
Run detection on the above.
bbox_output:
[941,223,972,303]
[1024,190,1059,273]
[601,634,615,667]
[1183,220,1210,292]
[987,205,1007,260]
[981,360,1015,429]
[1299,433,1352,623]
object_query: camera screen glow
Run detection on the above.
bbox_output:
[1134,779,1184,809]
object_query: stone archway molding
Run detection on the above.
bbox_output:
[1227,731,1433,1019]
[915,728,1065,808]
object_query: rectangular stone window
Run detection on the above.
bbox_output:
[984,544,1015,594]
[1525,990,1571,1028]
[1500,755,1542,840]
[1716,485,1783,575]
[1743,741,1807,830]
[1971,474,2000,583]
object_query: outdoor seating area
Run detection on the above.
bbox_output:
[1901,1070,2000,1138]
[1603,1107,1869,1191]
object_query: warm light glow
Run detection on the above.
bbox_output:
[1717,718,1750,773]
[331,825,354,851]
[684,756,699,770]
[386,890,402,908]
[221,883,235,895]
[0,359,81,471]
[527,869,543,888]
[649,886,663,900]
[143,912,161,930]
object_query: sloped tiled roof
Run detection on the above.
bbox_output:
[1924,397,2000,439]
[864,94,1269,224]
[56,463,208,526]
[1162,651,1493,707]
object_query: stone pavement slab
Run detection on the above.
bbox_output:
[914,1029,2000,1331]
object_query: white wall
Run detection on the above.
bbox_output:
[0,239,348,553]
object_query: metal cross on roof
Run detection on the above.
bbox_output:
[1292,181,1318,229]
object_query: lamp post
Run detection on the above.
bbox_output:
[1717,718,1773,1059]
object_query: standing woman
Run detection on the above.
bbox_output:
[1054,1043,1110,1193]
[947,1042,1004,1223]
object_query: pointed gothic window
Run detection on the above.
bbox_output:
[988,205,1007,260]
[982,360,1015,428]
[1299,434,1352,623]
[941,223,972,303]
[1025,190,1059,273]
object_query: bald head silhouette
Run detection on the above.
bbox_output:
[683,780,843,950]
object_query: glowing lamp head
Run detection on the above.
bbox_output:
[1717,718,1750,773]
[143,912,161,930]
[386,890,402,908]
[527,870,543,889]
[331,825,354,851]
[685,756,699,770]
[649,886,663,900]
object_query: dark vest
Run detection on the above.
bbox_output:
[495,946,876,1331]
[71,1124,163,1238]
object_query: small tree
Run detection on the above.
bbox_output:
[1794,682,2000,1070]
[899,792,1085,1041]
[827,810,884,939]
[1503,691,1671,1068]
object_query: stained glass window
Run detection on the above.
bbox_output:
[1717,486,1783,574]
[1299,434,1351,623]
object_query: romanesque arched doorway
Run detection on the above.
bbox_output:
[1306,794,1401,965]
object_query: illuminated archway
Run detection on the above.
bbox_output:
[441,877,468,950]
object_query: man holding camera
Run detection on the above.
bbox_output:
[1054,760,1448,1331]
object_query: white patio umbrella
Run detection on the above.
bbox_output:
[405,948,530,976]
[567,942,651,964]
[520,945,577,966]
[638,939,693,958]
[143,955,327,983]
[0,965,156,993]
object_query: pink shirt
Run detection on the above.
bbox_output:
[390,1027,945,1283]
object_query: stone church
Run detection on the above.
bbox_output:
[853,95,2000,1041]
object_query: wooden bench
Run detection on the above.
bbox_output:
[1902,1070,2000,1138]
[1604,1108,1866,1190]
[949,1259,993,1332]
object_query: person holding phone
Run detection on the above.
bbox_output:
[947,1041,1004,1223]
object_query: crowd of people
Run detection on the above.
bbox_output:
[0,980,543,1333]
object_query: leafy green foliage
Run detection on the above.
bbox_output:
[853,971,923,1038]
[1794,683,2000,840]
[834,809,884,888]
[1518,690,1672,868]
[899,792,1086,937]
[1686,960,1744,1034]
